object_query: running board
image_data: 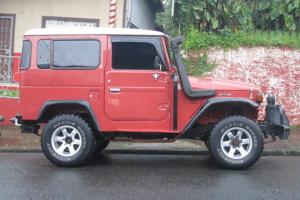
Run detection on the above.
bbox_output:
[111,138,175,143]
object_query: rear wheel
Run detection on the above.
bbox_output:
[41,114,96,167]
[209,116,264,169]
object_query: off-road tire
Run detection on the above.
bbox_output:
[209,116,264,170]
[41,114,96,167]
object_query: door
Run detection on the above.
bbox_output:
[0,14,15,82]
[105,36,171,123]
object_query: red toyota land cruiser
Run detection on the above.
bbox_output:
[12,28,290,169]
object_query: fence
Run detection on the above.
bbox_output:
[0,55,19,125]
[0,55,20,83]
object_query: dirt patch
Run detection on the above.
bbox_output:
[0,126,40,150]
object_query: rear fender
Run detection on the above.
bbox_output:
[38,100,101,131]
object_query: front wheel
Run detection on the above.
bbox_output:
[209,116,264,169]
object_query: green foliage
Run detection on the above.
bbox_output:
[158,0,300,35]
[174,0,252,33]
[183,28,300,50]
[0,90,18,97]
[252,0,300,31]
[157,0,181,36]
[157,1,300,77]
[183,53,215,76]
[291,125,300,130]
[182,29,300,76]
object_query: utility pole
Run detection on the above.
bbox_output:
[171,0,175,18]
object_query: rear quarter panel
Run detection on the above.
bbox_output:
[19,35,107,126]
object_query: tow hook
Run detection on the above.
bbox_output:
[10,117,22,127]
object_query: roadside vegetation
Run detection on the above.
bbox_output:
[183,53,214,76]
[159,0,300,36]
[0,90,18,97]
[182,30,300,75]
[291,125,300,130]
[183,29,300,50]
[157,0,300,76]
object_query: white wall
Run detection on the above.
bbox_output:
[0,0,125,52]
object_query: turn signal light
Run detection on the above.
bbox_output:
[256,93,264,104]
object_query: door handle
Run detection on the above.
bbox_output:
[152,72,160,80]
[110,88,121,93]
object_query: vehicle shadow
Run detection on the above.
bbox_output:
[86,152,220,170]
[86,151,271,172]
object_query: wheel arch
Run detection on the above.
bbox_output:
[38,100,101,131]
[184,98,259,132]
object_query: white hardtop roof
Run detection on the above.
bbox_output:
[24,27,166,37]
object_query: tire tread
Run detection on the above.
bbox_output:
[41,114,96,167]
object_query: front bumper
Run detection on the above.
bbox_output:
[259,96,290,140]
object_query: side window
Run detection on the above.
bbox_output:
[112,42,162,70]
[53,40,100,68]
[20,40,31,69]
[37,40,51,69]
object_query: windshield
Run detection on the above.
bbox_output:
[167,43,176,66]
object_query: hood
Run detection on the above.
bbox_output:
[189,76,259,91]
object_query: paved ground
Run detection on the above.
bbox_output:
[0,153,299,200]
[1,127,300,155]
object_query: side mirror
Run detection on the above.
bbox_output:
[153,56,162,71]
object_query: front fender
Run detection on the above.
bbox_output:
[183,97,259,132]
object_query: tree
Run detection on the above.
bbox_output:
[156,0,300,34]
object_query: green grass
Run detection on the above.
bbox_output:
[291,125,300,130]
[182,29,300,76]
[0,90,18,97]
[183,29,300,50]
[183,54,215,76]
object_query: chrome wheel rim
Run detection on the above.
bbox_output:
[220,127,253,160]
[51,125,82,157]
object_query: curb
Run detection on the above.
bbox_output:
[1,148,300,156]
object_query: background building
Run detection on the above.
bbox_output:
[0,0,163,82]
